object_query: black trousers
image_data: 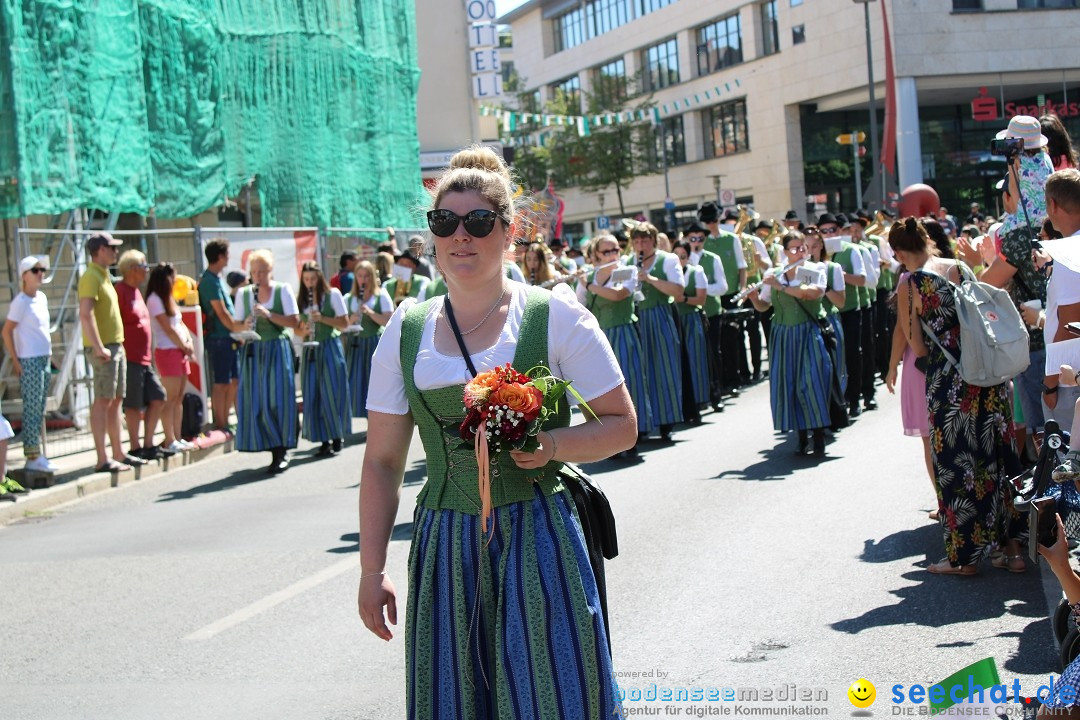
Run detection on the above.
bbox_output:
[860,306,876,402]
[743,311,763,378]
[840,309,863,407]
[674,308,701,424]
[720,295,746,389]
[706,313,724,405]
[874,287,894,379]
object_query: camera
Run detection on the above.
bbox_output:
[991,137,1024,159]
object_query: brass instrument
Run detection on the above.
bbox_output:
[733,204,759,235]
[763,220,788,265]
[864,211,889,238]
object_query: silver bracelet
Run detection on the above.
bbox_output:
[547,431,559,462]
[360,571,386,580]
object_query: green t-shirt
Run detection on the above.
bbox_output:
[199,269,234,338]
[79,262,123,346]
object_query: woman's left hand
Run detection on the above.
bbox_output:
[509,430,557,469]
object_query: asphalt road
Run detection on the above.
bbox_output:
[0,378,1065,719]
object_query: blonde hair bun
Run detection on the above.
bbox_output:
[448,146,511,183]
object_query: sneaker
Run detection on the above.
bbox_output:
[1053,456,1080,483]
[24,456,58,473]
[164,440,188,454]
[179,439,198,451]
[2,477,28,494]
[0,484,14,502]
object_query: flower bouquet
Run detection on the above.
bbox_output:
[455,363,593,536]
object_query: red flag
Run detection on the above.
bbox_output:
[881,0,897,176]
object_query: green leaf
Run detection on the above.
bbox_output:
[566,383,600,422]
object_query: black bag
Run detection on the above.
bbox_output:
[561,464,617,653]
[817,317,838,353]
[181,392,204,440]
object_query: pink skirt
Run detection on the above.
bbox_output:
[155,347,190,378]
[900,346,929,437]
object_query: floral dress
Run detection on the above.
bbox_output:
[913,269,1021,567]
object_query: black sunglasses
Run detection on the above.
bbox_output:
[427,209,507,238]
[28,267,46,275]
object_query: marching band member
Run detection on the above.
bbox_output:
[296,262,351,456]
[818,213,867,418]
[579,234,653,456]
[848,214,880,412]
[632,222,685,442]
[232,249,300,474]
[686,223,728,412]
[807,226,850,428]
[383,251,429,307]
[547,237,576,272]
[748,232,833,457]
[520,242,560,286]
[672,239,710,423]
[698,202,747,396]
[345,261,394,418]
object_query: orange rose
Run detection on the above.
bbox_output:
[488,382,543,421]
[464,370,503,408]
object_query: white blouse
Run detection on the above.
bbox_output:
[367,284,624,415]
[349,288,393,314]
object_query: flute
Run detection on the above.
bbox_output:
[632,252,646,303]
[539,260,621,289]
[731,259,805,304]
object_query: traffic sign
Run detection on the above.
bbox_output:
[857,146,867,157]
[836,132,867,145]
[719,189,736,206]
[596,215,610,230]
[664,197,676,210]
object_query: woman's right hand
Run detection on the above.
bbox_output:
[885,366,898,394]
[357,573,398,641]
[1037,514,1071,572]
[11,358,22,377]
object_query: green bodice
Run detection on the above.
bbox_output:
[676,265,703,316]
[302,292,342,342]
[585,270,635,329]
[400,288,571,514]
[769,271,826,327]
[636,251,676,310]
[242,283,289,340]
[832,244,861,313]
[348,291,389,338]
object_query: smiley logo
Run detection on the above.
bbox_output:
[848,678,876,708]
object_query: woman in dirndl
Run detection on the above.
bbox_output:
[344,261,393,419]
[578,233,654,457]
[749,231,834,456]
[672,238,710,421]
[630,222,685,442]
[232,249,300,474]
[358,146,636,719]
[296,261,351,456]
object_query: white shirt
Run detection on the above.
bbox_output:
[349,288,393,314]
[367,284,624,415]
[829,263,845,293]
[648,253,685,285]
[690,250,729,297]
[146,293,185,350]
[505,262,526,283]
[306,287,348,317]
[842,241,867,278]
[7,291,51,358]
[856,245,878,290]
[1046,229,1080,343]
[232,284,299,322]
[686,266,707,295]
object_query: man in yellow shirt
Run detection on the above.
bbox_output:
[79,232,143,472]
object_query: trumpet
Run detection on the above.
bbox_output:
[734,204,759,235]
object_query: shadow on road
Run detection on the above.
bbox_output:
[713,440,836,482]
[327,523,412,554]
[860,523,941,563]
[155,448,334,502]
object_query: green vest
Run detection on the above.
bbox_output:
[400,289,571,514]
[346,291,390,338]
[637,251,677,310]
[301,292,342,342]
[585,270,635,330]
[832,244,861,313]
[697,250,723,317]
[242,283,290,340]
[854,244,872,308]
[706,231,741,296]
[769,270,826,327]
[425,276,448,298]
[822,260,842,315]
[384,275,428,305]
[676,265,703,316]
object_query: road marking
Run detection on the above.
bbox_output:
[184,556,357,641]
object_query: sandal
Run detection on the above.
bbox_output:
[927,558,979,576]
[928,510,940,521]
[991,554,1025,573]
[95,460,128,473]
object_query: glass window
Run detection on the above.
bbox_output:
[703,99,749,158]
[761,1,779,56]
[637,0,677,14]
[586,0,632,37]
[642,116,686,172]
[695,14,743,76]
[641,38,680,91]
[792,24,805,45]
[549,75,581,111]
[552,7,585,53]
[1017,0,1076,6]
[791,0,803,5]
[951,0,982,7]
[594,58,627,103]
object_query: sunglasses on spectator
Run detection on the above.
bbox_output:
[688,235,705,242]
[28,267,46,275]
[427,209,507,238]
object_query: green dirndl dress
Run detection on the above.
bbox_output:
[398,288,622,720]
[299,292,350,443]
[235,284,297,451]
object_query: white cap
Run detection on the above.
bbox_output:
[18,255,50,283]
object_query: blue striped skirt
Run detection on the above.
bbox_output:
[827,312,848,395]
[768,321,833,432]
[300,337,351,443]
[636,305,683,427]
[346,333,380,418]
[679,313,710,407]
[236,338,297,451]
[406,485,622,720]
[603,322,655,434]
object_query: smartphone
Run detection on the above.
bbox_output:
[1066,322,1080,337]
[991,137,1024,158]
[1029,497,1059,564]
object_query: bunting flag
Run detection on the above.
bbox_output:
[479,75,744,138]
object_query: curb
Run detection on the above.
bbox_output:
[0,439,235,526]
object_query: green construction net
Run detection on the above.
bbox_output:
[0,0,424,227]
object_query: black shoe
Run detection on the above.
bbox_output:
[724,386,740,398]
[848,403,862,418]
[317,442,332,456]
[811,429,827,456]
[863,398,878,411]
[712,402,725,413]
[752,370,763,383]
[659,425,674,443]
[118,454,148,467]
[331,438,343,454]
[268,448,289,474]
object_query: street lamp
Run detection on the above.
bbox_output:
[852,0,879,210]
[598,192,605,214]
[709,175,725,207]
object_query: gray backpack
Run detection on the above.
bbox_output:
[921,264,1030,387]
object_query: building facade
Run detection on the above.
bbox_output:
[500,0,1080,236]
